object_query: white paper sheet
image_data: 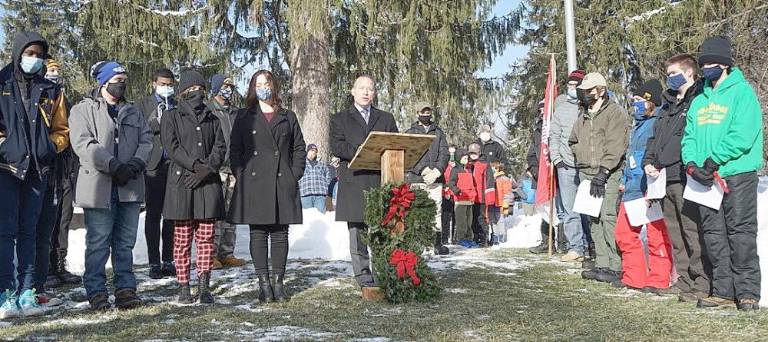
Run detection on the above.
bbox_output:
[623,197,664,226]
[573,180,603,217]
[683,174,724,210]
[646,168,666,200]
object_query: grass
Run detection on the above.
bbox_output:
[1,248,766,341]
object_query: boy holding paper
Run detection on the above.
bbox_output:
[681,36,764,311]
[643,54,711,302]
[569,72,631,284]
[614,80,673,292]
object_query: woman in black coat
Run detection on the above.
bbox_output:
[161,70,226,305]
[228,70,306,302]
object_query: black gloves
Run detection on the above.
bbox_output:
[126,157,146,176]
[590,167,610,197]
[184,161,215,189]
[687,158,718,187]
[113,164,134,186]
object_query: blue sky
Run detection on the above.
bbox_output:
[479,0,529,78]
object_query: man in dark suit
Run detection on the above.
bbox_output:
[330,75,398,287]
[136,68,177,279]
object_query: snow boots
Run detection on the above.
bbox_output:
[433,232,449,255]
[258,274,274,303]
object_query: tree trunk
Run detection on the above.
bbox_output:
[290,18,331,159]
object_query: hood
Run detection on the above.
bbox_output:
[12,31,49,73]
[704,67,747,95]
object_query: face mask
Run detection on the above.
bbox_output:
[632,101,647,121]
[460,157,468,165]
[418,115,432,125]
[20,56,44,74]
[106,82,127,100]
[702,66,724,82]
[479,132,491,142]
[45,74,62,85]
[584,92,599,107]
[219,87,233,101]
[567,88,578,100]
[156,85,174,98]
[185,90,206,110]
[666,73,687,91]
[256,87,272,101]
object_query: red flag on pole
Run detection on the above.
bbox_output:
[535,54,558,223]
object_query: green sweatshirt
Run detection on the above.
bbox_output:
[681,67,764,177]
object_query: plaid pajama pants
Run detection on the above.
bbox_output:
[173,219,216,284]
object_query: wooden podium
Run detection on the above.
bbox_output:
[348,132,435,300]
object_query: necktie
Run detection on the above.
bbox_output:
[361,108,369,124]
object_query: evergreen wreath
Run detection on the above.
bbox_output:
[363,183,441,303]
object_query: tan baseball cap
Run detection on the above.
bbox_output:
[577,72,607,90]
[414,101,432,114]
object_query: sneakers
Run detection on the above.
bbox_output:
[162,261,177,277]
[88,293,111,311]
[17,289,44,317]
[220,256,248,268]
[149,264,163,279]
[114,288,142,310]
[697,296,736,309]
[560,251,585,262]
[737,298,760,311]
[0,290,20,319]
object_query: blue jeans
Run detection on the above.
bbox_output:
[301,195,326,213]
[34,178,58,292]
[82,191,141,299]
[0,169,47,292]
[556,166,586,255]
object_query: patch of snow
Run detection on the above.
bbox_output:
[316,278,355,289]
[0,321,11,329]
[445,288,469,294]
[235,304,264,313]
[228,325,340,341]
[498,208,543,248]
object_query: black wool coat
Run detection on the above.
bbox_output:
[160,101,226,220]
[227,105,306,225]
[330,105,399,223]
[137,94,170,173]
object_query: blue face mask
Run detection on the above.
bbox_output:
[567,88,578,100]
[20,56,43,74]
[666,73,687,91]
[156,85,174,98]
[256,87,272,101]
[702,66,724,82]
[632,101,647,121]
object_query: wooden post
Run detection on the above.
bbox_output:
[380,149,405,185]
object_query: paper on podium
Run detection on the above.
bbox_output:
[624,197,664,226]
[683,174,724,210]
[646,168,666,200]
[573,180,603,217]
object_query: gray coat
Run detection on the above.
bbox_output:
[549,94,580,167]
[69,91,153,208]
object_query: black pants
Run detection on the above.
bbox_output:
[145,164,174,265]
[441,198,455,242]
[663,181,711,293]
[249,224,289,275]
[472,203,489,243]
[51,172,74,253]
[699,172,760,301]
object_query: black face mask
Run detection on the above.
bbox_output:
[418,115,432,125]
[185,90,206,111]
[106,82,127,100]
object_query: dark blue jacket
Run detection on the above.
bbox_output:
[0,31,58,180]
[621,110,658,202]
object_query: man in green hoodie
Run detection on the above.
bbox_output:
[682,36,764,311]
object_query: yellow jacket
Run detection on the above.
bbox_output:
[41,90,70,153]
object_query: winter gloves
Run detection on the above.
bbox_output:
[110,157,145,186]
[686,158,719,187]
[184,161,215,189]
[590,167,610,197]
[421,167,441,185]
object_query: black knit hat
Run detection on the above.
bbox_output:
[698,36,733,67]
[635,79,663,106]
[178,69,207,93]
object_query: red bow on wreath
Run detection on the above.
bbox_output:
[381,184,415,226]
[389,249,421,286]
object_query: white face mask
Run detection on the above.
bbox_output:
[156,85,175,98]
[479,132,491,142]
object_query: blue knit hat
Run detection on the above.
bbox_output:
[210,74,226,95]
[91,61,126,87]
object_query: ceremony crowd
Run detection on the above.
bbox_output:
[0,30,763,320]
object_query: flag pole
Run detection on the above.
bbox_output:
[547,161,555,256]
